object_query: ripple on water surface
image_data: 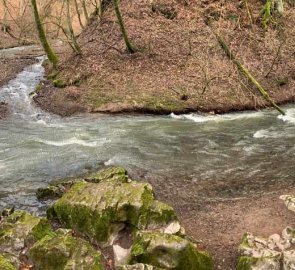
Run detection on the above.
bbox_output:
[0,55,295,213]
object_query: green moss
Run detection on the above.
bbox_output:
[0,210,55,255]
[47,180,164,244]
[130,232,213,270]
[85,166,128,183]
[30,218,56,241]
[137,200,178,230]
[29,233,103,270]
[238,257,258,270]
[0,255,16,270]
[53,79,66,88]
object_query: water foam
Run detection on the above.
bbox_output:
[37,137,109,147]
[278,109,295,124]
[170,111,263,123]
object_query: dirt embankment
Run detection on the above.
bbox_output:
[34,0,295,116]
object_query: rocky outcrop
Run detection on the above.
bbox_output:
[238,194,295,270]
[29,230,103,270]
[0,166,213,270]
[0,210,54,268]
[47,168,180,245]
[129,231,213,270]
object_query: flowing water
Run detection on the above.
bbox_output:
[0,49,295,215]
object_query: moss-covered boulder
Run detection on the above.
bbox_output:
[29,231,103,270]
[129,232,213,270]
[48,177,179,245]
[36,166,128,200]
[0,211,53,254]
[0,210,54,268]
[0,255,16,270]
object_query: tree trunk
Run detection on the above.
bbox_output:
[112,0,135,53]
[74,0,84,29]
[81,0,89,22]
[31,0,58,68]
[66,0,81,54]
[215,31,285,115]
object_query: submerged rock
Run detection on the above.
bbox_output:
[28,231,103,270]
[48,177,178,245]
[129,231,213,270]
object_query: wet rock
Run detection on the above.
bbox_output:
[280,195,295,213]
[129,231,213,270]
[0,255,16,270]
[28,231,103,270]
[48,178,178,245]
[36,181,75,200]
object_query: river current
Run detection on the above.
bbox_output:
[0,53,294,214]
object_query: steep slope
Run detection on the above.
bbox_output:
[35,0,295,116]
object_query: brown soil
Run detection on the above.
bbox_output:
[176,189,295,269]
[34,0,295,116]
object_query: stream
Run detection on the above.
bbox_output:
[0,50,295,215]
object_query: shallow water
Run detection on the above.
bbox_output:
[0,52,294,214]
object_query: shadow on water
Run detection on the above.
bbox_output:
[0,47,295,214]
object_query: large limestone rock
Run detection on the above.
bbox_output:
[129,231,213,270]
[28,230,103,270]
[0,210,54,268]
[48,173,179,245]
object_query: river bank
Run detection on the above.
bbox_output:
[32,0,295,116]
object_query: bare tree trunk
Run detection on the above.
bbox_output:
[81,0,89,22]
[74,0,84,29]
[66,0,81,54]
[31,0,58,67]
[215,31,285,115]
[112,0,135,53]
